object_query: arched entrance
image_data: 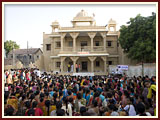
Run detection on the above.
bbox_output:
[94,57,104,72]
[64,57,73,72]
[77,57,90,72]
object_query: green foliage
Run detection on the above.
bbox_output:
[118,12,156,63]
[4,40,20,56]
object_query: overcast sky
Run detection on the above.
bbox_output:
[4,3,156,49]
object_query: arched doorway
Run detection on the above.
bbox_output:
[64,57,73,72]
[94,57,104,72]
[77,57,90,72]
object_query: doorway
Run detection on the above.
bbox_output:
[82,61,88,72]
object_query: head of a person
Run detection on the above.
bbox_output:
[53,93,58,99]
[5,106,14,116]
[77,93,82,100]
[124,90,129,98]
[40,93,44,98]
[80,106,87,115]
[68,97,73,103]
[59,91,63,97]
[34,90,40,96]
[40,97,44,103]
[86,89,90,95]
[145,81,151,88]
[108,104,115,112]
[137,102,146,115]
[62,97,67,104]
[56,109,65,116]
[25,101,31,109]
[107,92,113,99]
[45,92,49,97]
[67,90,72,96]
[32,101,38,108]
[92,99,98,107]
[56,101,62,110]
[130,88,134,93]
[45,100,50,108]
[29,93,35,100]
[138,95,144,103]
[94,91,100,98]
[27,108,35,116]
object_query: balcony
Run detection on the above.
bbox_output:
[61,46,106,53]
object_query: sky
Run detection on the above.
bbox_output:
[4,3,157,49]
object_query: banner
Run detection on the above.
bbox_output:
[117,65,128,70]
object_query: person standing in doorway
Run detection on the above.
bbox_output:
[68,64,71,72]
[71,64,73,73]
[76,63,78,73]
[78,64,81,72]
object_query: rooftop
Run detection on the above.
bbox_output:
[72,9,94,22]
[9,48,42,55]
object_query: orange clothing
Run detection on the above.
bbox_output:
[105,112,111,116]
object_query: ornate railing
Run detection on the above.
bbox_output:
[93,46,104,51]
[63,47,73,51]
[62,46,105,52]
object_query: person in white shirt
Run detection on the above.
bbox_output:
[71,64,73,73]
[36,69,41,77]
[74,93,84,113]
[123,97,136,116]
[67,98,74,116]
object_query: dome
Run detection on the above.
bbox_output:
[76,10,89,17]
[72,10,94,22]
[52,20,59,26]
[108,18,116,24]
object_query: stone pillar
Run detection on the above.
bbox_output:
[73,38,76,52]
[53,59,55,72]
[70,56,79,73]
[70,32,79,52]
[88,56,97,72]
[60,57,66,73]
[87,32,96,52]
[101,56,107,73]
[100,32,107,51]
[60,33,66,51]
[73,61,76,73]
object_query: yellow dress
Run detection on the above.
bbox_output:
[42,105,56,116]
[147,85,156,99]
[7,98,18,110]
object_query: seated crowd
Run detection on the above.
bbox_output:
[4,68,156,116]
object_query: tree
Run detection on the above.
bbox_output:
[118,12,156,76]
[4,40,20,57]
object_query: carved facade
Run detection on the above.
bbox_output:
[43,10,135,75]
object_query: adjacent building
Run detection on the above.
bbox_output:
[7,48,43,67]
[43,10,135,75]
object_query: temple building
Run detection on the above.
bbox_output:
[43,10,135,75]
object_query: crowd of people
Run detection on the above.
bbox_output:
[4,68,156,116]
